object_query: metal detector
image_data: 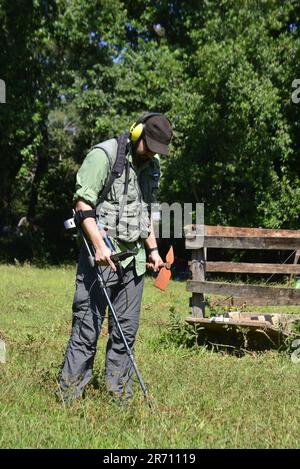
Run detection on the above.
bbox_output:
[64,212,152,408]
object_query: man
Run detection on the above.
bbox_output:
[57,113,173,403]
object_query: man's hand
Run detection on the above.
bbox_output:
[147,250,164,272]
[95,244,116,272]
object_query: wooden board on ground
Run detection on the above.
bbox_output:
[185,312,300,350]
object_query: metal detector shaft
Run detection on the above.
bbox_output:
[79,227,151,406]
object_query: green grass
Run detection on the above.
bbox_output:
[0,264,300,448]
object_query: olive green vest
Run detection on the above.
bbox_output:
[93,138,160,243]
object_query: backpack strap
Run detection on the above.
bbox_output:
[116,157,130,232]
[95,134,129,207]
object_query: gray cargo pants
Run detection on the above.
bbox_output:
[58,247,144,402]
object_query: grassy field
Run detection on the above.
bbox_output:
[0,264,300,449]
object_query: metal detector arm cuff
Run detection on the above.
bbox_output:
[74,209,97,227]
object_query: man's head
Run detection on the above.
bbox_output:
[130,113,173,157]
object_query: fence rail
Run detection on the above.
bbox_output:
[205,262,300,274]
[185,225,300,317]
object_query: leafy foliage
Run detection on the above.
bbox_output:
[158,307,200,349]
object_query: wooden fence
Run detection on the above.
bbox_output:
[184,225,300,317]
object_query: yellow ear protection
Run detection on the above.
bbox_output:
[129,121,144,142]
[129,112,165,142]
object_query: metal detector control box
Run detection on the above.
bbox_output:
[64,216,76,230]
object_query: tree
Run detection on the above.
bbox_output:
[0,0,299,263]
[161,0,300,228]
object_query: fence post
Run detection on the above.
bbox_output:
[290,250,300,286]
[189,248,206,317]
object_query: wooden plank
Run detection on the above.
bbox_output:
[209,296,300,307]
[206,262,300,274]
[205,236,300,250]
[185,224,300,250]
[186,316,277,329]
[185,224,300,239]
[185,317,290,337]
[186,280,300,305]
[187,236,300,250]
[205,225,300,238]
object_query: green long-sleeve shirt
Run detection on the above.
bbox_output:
[74,147,160,276]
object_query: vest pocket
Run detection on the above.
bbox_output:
[97,200,150,242]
